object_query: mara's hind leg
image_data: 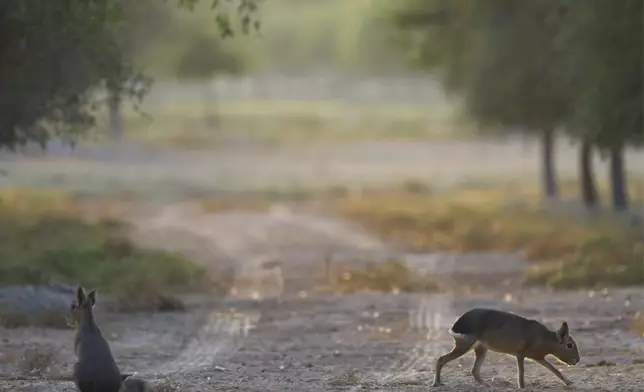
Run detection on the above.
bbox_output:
[433,337,476,387]
[471,345,488,385]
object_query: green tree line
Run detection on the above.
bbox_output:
[385,0,643,211]
[159,0,404,75]
[0,0,259,150]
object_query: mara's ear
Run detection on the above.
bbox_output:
[86,289,96,306]
[76,286,86,304]
[556,321,569,343]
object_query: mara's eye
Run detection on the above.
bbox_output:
[567,343,574,349]
[70,303,77,310]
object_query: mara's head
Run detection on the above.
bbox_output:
[551,321,580,366]
[67,286,97,326]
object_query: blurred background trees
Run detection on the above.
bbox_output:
[0,0,641,213]
[0,0,259,148]
[555,0,643,211]
[387,0,642,212]
[0,0,641,297]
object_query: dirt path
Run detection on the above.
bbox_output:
[0,203,643,391]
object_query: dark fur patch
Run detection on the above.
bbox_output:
[75,379,122,392]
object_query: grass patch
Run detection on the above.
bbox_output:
[198,197,271,214]
[18,346,58,376]
[0,189,209,303]
[631,312,644,337]
[119,100,463,149]
[145,376,181,392]
[322,259,440,294]
[521,238,643,288]
[111,293,187,313]
[0,309,69,329]
[332,184,643,289]
[328,368,362,387]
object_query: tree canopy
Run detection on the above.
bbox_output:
[556,0,643,151]
[386,0,642,147]
[0,0,260,149]
[385,0,643,208]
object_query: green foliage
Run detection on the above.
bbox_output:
[175,0,261,37]
[122,100,456,149]
[555,0,643,149]
[0,192,208,294]
[125,0,408,78]
[0,0,260,149]
[462,1,571,131]
[387,0,569,132]
[201,0,408,74]
[121,1,251,79]
[335,186,644,289]
[174,31,247,79]
[384,0,479,92]
[523,237,644,288]
[386,0,641,148]
[0,0,147,149]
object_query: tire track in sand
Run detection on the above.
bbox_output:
[123,203,393,379]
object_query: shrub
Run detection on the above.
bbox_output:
[0,189,209,301]
[333,187,643,289]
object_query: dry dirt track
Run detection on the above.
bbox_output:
[1,202,642,392]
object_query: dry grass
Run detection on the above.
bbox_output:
[328,368,362,387]
[0,309,69,329]
[0,189,210,314]
[360,317,415,341]
[522,238,643,288]
[198,198,271,214]
[122,100,461,150]
[110,292,187,313]
[633,312,644,337]
[153,376,182,392]
[332,182,643,289]
[18,346,58,376]
[322,259,441,294]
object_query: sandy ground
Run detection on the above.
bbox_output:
[0,139,643,391]
[0,201,642,392]
[1,138,643,195]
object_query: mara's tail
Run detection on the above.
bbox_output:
[448,329,472,340]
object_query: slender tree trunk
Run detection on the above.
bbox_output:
[108,94,123,143]
[580,140,598,209]
[203,82,217,127]
[541,128,558,200]
[609,144,629,211]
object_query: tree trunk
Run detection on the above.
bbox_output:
[541,129,558,200]
[609,144,629,211]
[203,79,222,128]
[580,140,598,209]
[108,94,123,143]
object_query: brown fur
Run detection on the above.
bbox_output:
[433,308,580,388]
[71,286,123,392]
